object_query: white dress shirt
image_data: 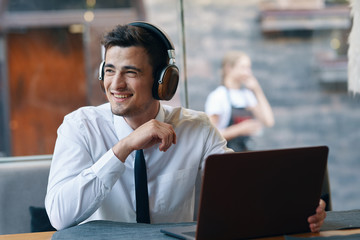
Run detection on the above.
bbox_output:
[45,103,231,230]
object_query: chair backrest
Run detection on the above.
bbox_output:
[0,155,52,234]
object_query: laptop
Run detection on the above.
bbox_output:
[161,145,329,240]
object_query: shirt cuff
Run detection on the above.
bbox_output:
[91,149,125,188]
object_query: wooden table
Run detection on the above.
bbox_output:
[1,228,360,240]
[0,231,54,240]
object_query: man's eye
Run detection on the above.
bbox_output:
[126,71,137,77]
[105,69,114,74]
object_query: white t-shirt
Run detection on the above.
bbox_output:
[45,103,231,230]
[205,85,257,129]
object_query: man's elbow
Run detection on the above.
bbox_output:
[45,196,75,231]
[46,208,76,231]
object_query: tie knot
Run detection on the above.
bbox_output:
[135,149,144,159]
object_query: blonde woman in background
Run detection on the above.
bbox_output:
[205,51,275,151]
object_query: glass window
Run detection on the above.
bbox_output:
[0,0,359,214]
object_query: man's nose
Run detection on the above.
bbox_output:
[112,73,127,89]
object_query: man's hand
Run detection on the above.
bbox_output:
[112,119,176,162]
[308,199,327,232]
[128,119,176,152]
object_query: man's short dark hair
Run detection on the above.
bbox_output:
[102,24,168,80]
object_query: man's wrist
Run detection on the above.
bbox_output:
[112,140,133,163]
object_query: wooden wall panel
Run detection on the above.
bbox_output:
[8,28,86,156]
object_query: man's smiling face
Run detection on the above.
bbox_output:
[103,45,159,122]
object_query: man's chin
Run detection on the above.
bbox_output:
[111,106,137,118]
[110,106,126,117]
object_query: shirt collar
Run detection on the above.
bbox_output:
[155,104,165,122]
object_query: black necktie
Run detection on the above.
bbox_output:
[134,149,150,223]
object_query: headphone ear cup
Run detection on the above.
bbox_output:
[154,65,179,100]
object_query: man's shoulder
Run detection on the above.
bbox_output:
[64,103,111,122]
[162,105,210,125]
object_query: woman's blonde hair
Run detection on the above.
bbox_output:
[221,51,249,84]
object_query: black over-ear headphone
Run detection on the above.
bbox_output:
[98,21,179,101]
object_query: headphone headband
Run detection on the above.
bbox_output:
[129,21,174,49]
[129,21,176,64]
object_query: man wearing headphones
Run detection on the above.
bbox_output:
[45,22,326,231]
